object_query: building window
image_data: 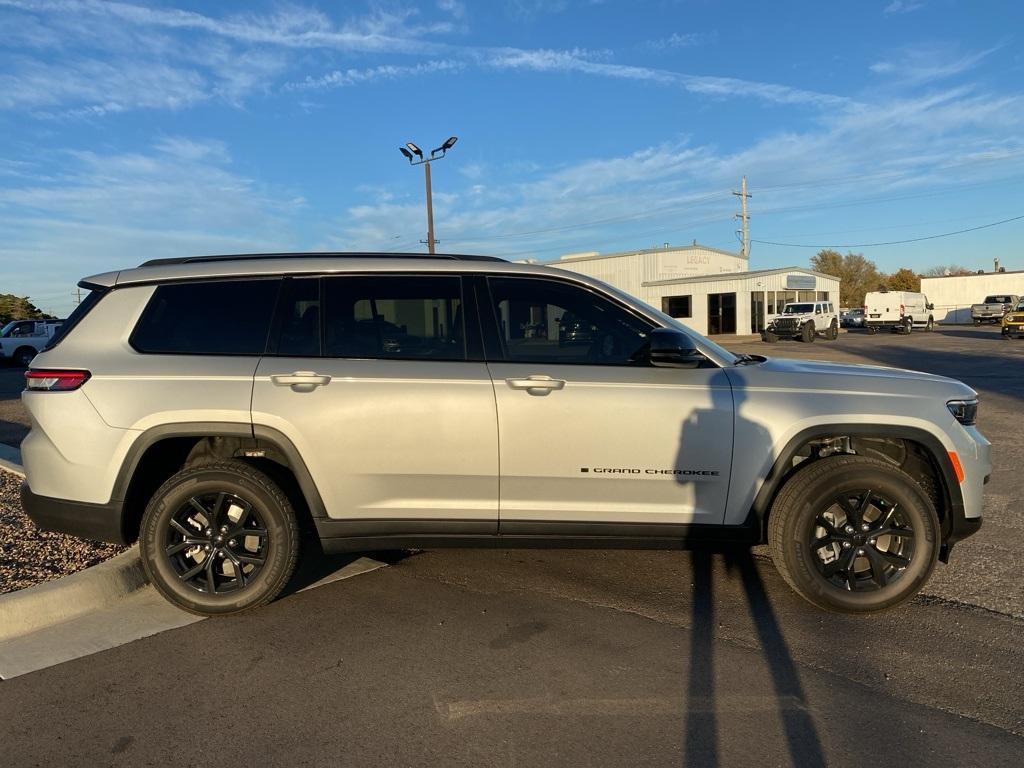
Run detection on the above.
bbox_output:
[662,295,692,318]
[798,290,816,302]
[817,291,829,302]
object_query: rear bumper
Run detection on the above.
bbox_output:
[20,481,128,544]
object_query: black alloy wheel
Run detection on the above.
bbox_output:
[808,489,915,592]
[165,491,268,595]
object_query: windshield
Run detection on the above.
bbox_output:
[783,303,814,314]
[0,321,16,338]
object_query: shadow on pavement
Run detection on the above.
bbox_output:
[683,547,827,768]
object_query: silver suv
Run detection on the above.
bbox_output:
[20,254,990,616]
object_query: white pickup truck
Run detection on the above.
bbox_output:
[0,319,64,367]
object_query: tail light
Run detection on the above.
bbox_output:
[900,304,905,316]
[24,369,91,391]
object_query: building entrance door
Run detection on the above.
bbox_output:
[707,292,736,335]
[750,292,765,333]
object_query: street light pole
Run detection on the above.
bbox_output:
[399,136,458,254]
[423,158,435,254]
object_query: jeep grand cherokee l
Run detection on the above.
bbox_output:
[20,253,989,616]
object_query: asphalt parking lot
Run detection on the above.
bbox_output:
[1,327,1022,766]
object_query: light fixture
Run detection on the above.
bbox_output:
[399,146,414,161]
[405,142,423,158]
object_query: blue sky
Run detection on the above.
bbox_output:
[1,0,1023,317]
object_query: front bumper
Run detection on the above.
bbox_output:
[20,481,128,544]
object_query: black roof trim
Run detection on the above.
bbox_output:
[138,252,507,268]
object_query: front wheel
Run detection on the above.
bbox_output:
[768,455,939,613]
[140,460,300,616]
[867,325,877,335]
[801,322,815,343]
[926,317,934,331]
[763,330,779,344]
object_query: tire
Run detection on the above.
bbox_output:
[974,319,982,326]
[763,330,779,344]
[828,319,839,340]
[867,325,877,335]
[767,455,939,613]
[801,322,815,343]
[140,460,300,616]
[926,317,934,331]
[900,318,912,334]
[13,346,35,367]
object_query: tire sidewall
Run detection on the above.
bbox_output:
[779,464,939,612]
[140,466,297,615]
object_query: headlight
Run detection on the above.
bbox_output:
[947,399,978,426]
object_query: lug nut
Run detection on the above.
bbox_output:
[842,542,852,549]
[844,525,855,534]
[228,539,237,547]
[220,526,228,533]
[205,529,213,536]
[861,524,870,532]
[857,549,865,556]
[218,551,225,558]
[204,544,212,552]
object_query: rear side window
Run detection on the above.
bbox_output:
[131,279,281,355]
[43,288,104,351]
[322,275,465,360]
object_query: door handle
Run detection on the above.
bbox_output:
[270,372,331,392]
[505,375,566,396]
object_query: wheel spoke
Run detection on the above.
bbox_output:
[814,514,839,536]
[855,490,874,525]
[206,492,227,529]
[179,559,206,582]
[233,553,265,566]
[170,518,199,538]
[874,525,914,540]
[864,548,889,588]
[836,492,864,527]
[166,539,204,556]
[811,535,839,550]
[871,504,897,532]
[232,526,268,540]
[205,556,217,594]
[224,550,247,587]
[822,547,856,580]
[187,497,209,521]
[873,548,911,569]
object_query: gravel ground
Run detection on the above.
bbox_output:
[0,470,126,595]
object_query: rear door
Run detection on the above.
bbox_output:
[480,275,734,530]
[251,274,499,529]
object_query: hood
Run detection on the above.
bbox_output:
[745,356,976,398]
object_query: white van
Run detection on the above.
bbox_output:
[863,291,934,334]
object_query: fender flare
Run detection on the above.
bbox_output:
[751,423,964,532]
[112,422,327,519]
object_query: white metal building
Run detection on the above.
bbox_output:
[921,269,1024,324]
[549,244,840,336]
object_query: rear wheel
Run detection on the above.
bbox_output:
[140,460,300,616]
[828,319,839,340]
[13,346,36,367]
[867,325,877,335]
[768,455,939,613]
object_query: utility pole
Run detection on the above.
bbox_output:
[733,176,751,259]
[399,136,458,254]
[74,287,82,306]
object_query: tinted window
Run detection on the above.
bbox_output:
[323,275,464,360]
[131,279,280,355]
[487,277,651,365]
[273,278,321,357]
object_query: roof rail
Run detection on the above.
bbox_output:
[138,252,506,268]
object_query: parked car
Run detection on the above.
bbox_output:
[0,319,64,367]
[762,301,839,343]
[864,291,934,334]
[971,295,1018,325]
[841,308,865,328]
[1000,299,1024,338]
[20,253,989,616]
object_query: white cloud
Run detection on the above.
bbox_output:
[644,32,717,50]
[883,1,924,15]
[284,60,464,91]
[868,44,1000,85]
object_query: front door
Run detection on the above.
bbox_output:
[708,292,736,335]
[251,274,498,527]
[482,276,734,529]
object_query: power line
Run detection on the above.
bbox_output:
[751,213,1024,249]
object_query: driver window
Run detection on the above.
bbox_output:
[486,277,651,365]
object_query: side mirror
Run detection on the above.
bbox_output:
[926,303,934,310]
[648,327,703,369]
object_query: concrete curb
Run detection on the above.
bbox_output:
[0,546,148,643]
[0,442,23,477]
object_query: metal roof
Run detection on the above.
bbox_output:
[553,242,744,265]
[920,269,1024,280]
[642,266,839,287]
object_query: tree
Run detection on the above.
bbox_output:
[885,268,920,292]
[0,294,49,326]
[922,265,974,277]
[810,249,884,308]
